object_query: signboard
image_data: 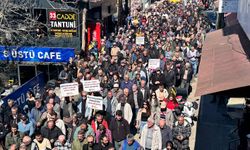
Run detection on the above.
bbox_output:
[60,82,79,97]
[0,46,75,62]
[136,36,145,45]
[48,10,78,37]
[82,80,101,92]
[148,59,160,70]
[2,73,45,110]
[86,95,103,110]
[219,0,238,13]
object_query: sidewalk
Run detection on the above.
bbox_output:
[187,78,200,150]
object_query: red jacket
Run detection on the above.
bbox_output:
[91,119,109,132]
[166,100,179,110]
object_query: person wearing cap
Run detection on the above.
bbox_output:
[110,110,130,150]
[121,134,141,150]
[140,117,162,150]
[111,42,120,61]
[116,95,133,124]
[18,114,34,136]
[111,83,123,100]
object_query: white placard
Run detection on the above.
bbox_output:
[60,82,79,97]
[82,80,101,92]
[219,0,238,13]
[86,95,103,110]
[148,59,160,70]
[136,37,145,45]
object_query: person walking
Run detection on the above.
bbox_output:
[172,116,191,150]
[140,117,162,150]
[109,110,130,150]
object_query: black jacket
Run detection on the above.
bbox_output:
[41,126,63,142]
[163,69,176,88]
[82,144,99,150]
[109,118,130,142]
[96,142,113,150]
[140,86,150,102]
[128,91,144,109]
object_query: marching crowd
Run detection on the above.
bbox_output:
[0,0,212,150]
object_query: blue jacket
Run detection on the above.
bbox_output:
[120,80,134,91]
[122,139,140,150]
[18,121,34,136]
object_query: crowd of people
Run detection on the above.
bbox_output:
[0,0,212,150]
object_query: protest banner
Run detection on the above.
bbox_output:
[60,82,79,97]
[136,36,145,45]
[148,59,160,70]
[86,95,103,110]
[82,80,101,92]
[3,73,45,110]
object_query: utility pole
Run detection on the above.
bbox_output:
[81,0,89,51]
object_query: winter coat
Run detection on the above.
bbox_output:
[95,129,112,143]
[140,86,151,102]
[163,69,176,88]
[91,119,109,132]
[103,96,118,116]
[121,139,141,150]
[40,126,63,143]
[72,139,86,150]
[5,132,24,149]
[155,89,169,101]
[29,106,46,125]
[160,125,173,149]
[18,121,34,136]
[116,103,133,124]
[128,91,144,109]
[109,118,130,142]
[172,121,191,150]
[140,124,162,150]
[73,124,94,140]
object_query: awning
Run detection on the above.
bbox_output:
[195,23,250,97]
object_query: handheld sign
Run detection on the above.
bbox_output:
[136,37,145,45]
[148,59,160,70]
[86,95,103,110]
[82,80,101,92]
[60,82,79,97]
